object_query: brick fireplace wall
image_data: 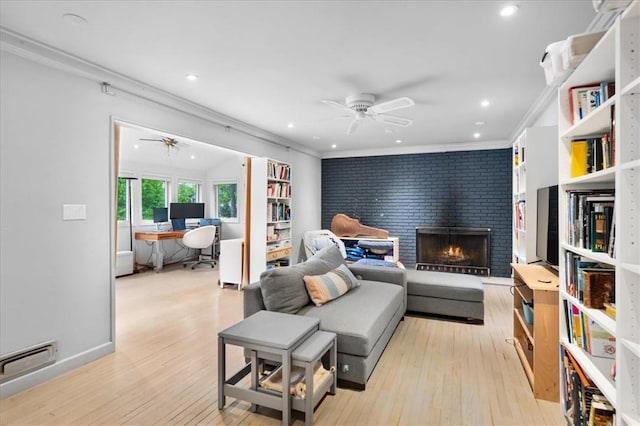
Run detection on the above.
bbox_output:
[321,148,512,277]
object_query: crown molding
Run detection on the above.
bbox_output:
[321,139,510,159]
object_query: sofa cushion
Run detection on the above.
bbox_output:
[260,245,345,314]
[297,280,404,357]
[304,264,359,306]
[405,270,483,303]
[312,244,346,269]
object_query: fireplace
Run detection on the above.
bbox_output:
[416,227,491,276]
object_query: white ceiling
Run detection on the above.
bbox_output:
[0,1,599,158]
[118,124,245,172]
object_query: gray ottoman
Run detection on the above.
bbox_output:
[406,269,484,323]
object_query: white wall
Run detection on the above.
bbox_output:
[0,50,321,396]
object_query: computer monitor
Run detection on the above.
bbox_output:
[153,207,168,223]
[169,202,205,219]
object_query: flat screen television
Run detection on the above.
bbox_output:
[536,185,559,268]
[169,202,205,219]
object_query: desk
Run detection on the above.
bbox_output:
[135,231,187,271]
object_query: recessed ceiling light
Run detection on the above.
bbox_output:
[312,136,320,140]
[384,129,393,134]
[331,144,337,149]
[481,100,490,107]
[133,144,139,149]
[62,13,88,25]
[190,155,196,160]
[500,4,519,17]
[475,121,485,126]
[185,74,199,81]
[287,123,294,129]
[474,132,481,139]
[395,139,402,144]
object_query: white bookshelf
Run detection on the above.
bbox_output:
[511,126,558,264]
[557,2,639,424]
[246,157,292,285]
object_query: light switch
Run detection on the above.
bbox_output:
[63,204,87,220]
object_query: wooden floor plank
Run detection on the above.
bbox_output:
[0,265,565,425]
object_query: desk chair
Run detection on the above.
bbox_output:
[182,225,217,269]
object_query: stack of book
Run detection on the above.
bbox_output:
[565,190,615,256]
[570,135,615,178]
[561,344,615,426]
[564,255,615,309]
[569,81,615,124]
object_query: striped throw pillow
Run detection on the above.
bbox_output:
[303,264,359,307]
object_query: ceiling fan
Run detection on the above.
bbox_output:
[139,136,187,155]
[321,93,415,134]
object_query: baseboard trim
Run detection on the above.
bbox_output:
[0,342,115,398]
[482,276,513,286]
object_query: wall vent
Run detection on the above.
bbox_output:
[0,340,57,383]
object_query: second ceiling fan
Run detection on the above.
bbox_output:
[321,93,415,134]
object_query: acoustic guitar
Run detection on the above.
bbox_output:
[330,213,389,239]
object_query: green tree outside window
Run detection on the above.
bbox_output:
[216,183,237,219]
[141,178,167,220]
[117,177,127,221]
[178,182,198,203]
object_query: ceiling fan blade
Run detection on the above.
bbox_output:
[369,97,415,114]
[346,119,360,134]
[374,114,413,127]
[321,100,353,113]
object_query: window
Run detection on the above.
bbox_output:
[141,177,168,221]
[178,181,200,203]
[214,182,238,221]
[117,177,128,221]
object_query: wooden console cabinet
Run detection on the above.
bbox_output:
[511,263,559,402]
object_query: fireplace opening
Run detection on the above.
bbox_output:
[416,226,491,276]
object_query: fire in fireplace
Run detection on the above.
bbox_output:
[416,226,491,276]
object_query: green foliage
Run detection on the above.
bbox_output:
[141,178,166,220]
[117,178,127,221]
[217,183,237,218]
[178,182,198,203]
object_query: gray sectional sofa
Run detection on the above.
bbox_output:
[243,245,406,389]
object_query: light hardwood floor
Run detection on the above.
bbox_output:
[0,265,565,425]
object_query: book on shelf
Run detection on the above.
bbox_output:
[565,190,615,251]
[582,269,615,309]
[571,140,588,177]
[584,319,616,359]
[588,394,614,426]
[267,161,291,181]
[603,302,616,319]
[562,344,611,426]
[564,252,614,303]
[569,81,615,125]
[570,136,614,178]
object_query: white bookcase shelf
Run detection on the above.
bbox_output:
[246,157,292,285]
[557,2,639,424]
[511,126,558,264]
